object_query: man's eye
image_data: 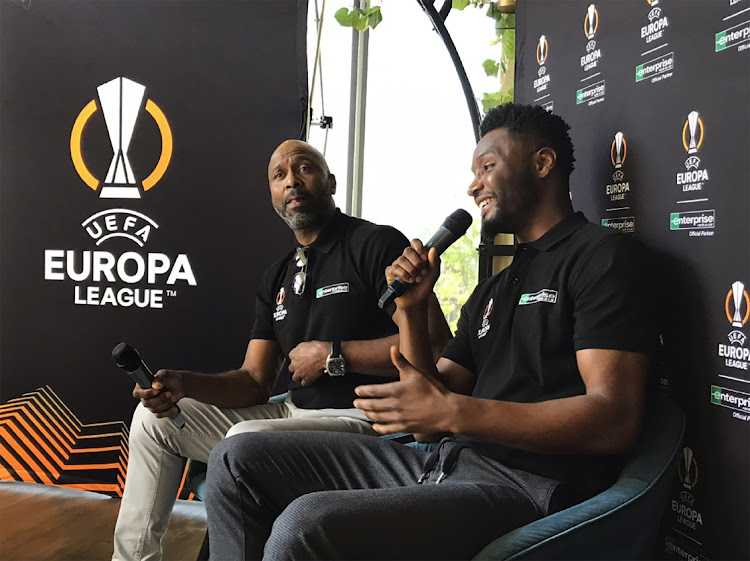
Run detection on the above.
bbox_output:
[299,165,309,173]
[483,163,494,172]
[274,172,284,179]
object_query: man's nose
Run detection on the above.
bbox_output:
[467,178,480,197]
[286,171,302,190]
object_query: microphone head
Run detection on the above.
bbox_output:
[112,342,142,371]
[443,209,473,237]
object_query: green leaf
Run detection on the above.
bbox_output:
[482,58,500,77]
[453,0,471,10]
[354,15,369,31]
[482,91,505,113]
[365,5,383,29]
[334,7,358,28]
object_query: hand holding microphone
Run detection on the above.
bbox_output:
[112,343,186,429]
[379,209,473,309]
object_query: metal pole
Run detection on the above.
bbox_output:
[345,2,360,215]
[349,28,369,218]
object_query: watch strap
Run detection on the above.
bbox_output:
[330,340,342,358]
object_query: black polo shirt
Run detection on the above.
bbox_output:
[443,212,656,499]
[251,209,408,409]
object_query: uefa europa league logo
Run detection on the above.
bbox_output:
[98,77,146,198]
[71,76,173,199]
[612,132,626,168]
[730,281,747,328]
[686,111,701,154]
[586,4,597,39]
[679,447,698,489]
[537,35,548,64]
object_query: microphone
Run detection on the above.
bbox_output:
[112,342,186,429]
[378,209,473,309]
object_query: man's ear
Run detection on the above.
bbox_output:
[328,173,337,195]
[535,147,557,179]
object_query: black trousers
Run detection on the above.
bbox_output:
[205,431,557,561]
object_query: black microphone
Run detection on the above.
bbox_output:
[112,342,186,429]
[378,209,473,309]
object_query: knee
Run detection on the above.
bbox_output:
[225,419,281,438]
[129,402,168,446]
[266,494,347,560]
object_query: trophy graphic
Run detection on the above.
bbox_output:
[732,281,746,327]
[538,35,547,64]
[681,447,694,488]
[687,110,700,154]
[587,4,597,38]
[97,77,146,198]
[614,132,625,168]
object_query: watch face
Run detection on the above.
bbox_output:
[326,358,346,376]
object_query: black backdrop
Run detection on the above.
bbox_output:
[515,1,749,559]
[0,0,306,495]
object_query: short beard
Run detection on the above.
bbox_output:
[273,196,335,232]
[482,172,538,238]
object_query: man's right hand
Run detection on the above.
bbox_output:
[133,369,189,418]
[385,239,441,309]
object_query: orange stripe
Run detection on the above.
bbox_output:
[0,408,70,460]
[0,427,52,484]
[71,446,125,454]
[0,464,12,481]
[0,411,68,463]
[37,393,78,437]
[176,463,190,499]
[0,419,60,478]
[7,396,76,446]
[46,386,82,428]
[58,483,121,493]
[61,462,122,471]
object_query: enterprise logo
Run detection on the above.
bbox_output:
[519,289,558,306]
[670,210,715,230]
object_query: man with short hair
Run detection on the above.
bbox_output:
[204,104,657,561]
[112,139,451,561]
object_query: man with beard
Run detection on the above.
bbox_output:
[112,139,452,561]
[204,104,656,561]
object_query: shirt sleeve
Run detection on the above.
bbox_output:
[249,267,277,341]
[441,298,477,374]
[572,234,656,354]
[360,226,410,317]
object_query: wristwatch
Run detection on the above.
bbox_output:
[324,341,346,376]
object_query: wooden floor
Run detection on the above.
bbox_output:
[0,481,207,561]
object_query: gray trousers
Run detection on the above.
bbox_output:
[205,432,559,561]
[112,396,375,561]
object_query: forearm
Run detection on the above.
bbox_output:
[445,392,642,455]
[342,335,400,377]
[392,302,439,376]
[182,370,271,409]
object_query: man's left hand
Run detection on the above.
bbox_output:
[354,346,454,435]
[288,341,328,386]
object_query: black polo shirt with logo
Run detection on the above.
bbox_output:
[251,209,408,409]
[442,212,656,499]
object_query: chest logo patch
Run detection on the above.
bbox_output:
[316,283,349,299]
[518,289,558,306]
[478,297,493,339]
[273,287,288,322]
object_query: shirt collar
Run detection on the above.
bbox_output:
[524,211,588,252]
[308,208,345,254]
